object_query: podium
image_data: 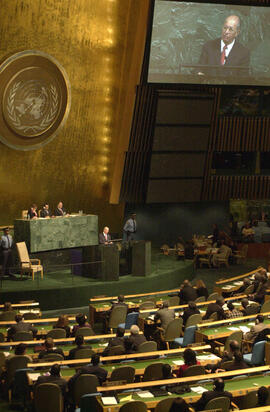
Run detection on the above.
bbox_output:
[83,244,119,281]
[131,241,151,277]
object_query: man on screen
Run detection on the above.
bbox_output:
[198,15,250,76]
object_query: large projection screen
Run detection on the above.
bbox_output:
[148,0,270,85]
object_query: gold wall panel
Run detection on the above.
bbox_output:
[0,0,148,232]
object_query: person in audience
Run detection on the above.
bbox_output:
[225,302,243,319]
[184,240,194,260]
[182,301,200,325]
[68,335,92,360]
[2,302,13,312]
[54,201,67,216]
[212,240,232,268]
[212,224,220,244]
[257,386,269,406]
[252,272,262,293]
[6,342,32,362]
[68,353,107,393]
[207,340,240,373]
[154,301,175,330]
[244,314,267,343]
[242,222,254,242]
[175,348,201,378]
[27,204,38,219]
[219,351,248,372]
[169,398,192,412]
[203,297,226,320]
[7,314,37,341]
[195,378,233,411]
[110,295,128,311]
[179,280,197,304]
[124,337,135,354]
[162,363,173,379]
[54,314,71,337]
[240,298,249,316]
[103,295,128,333]
[195,279,209,300]
[71,313,94,337]
[40,202,51,218]
[102,327,125,356]
[38,337,65,359]
[250,275,268,304]
[35,364,67,397]
[128,324,146,351]
[236,277,252,294]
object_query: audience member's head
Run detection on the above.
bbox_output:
[183,348,197,366]
[258,386,269,406]
[188,301,197,311]
[130,325,140,336]
[213,377,225,392]
[75,313,87,326]
[241,298,249,309]
[216,297,224,307]
[50,364,61,377]
[118,295,124,303]
[196,279,206,289]
[3,302,12,312]
[254,273,262,282]
[91,353,100,366]
[243,278,251,286]
[56,314,69,327]
[256,314,264,324]
[44,337,54,350]
[169,398,191,412]
[163,301,169,309]
[75,335,84,347]
[183,280,191,287]
[15,314,23,323]
[116,327,125,338]
[229,340,240,354]
[15,343,27,355]
[162,363,172,379]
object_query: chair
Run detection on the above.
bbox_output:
[138,341,157,353]
[12,368,33,408]
[182,365,205,377]
[0,311,16,321]
[0,351,6,371]
[139,301,156,310]
[237,390,258,409]
[195,296,205,303]
[162,318,183,350]
[21,210,28,219]
[72,374,99,406]
[174,325,196,347]
[110,366,135,383]
[155,397,174,412]
[118,312,139,330]
[234,244,248,264]
[216,249,231,268]
[23,312,39,320]
[143,362,164,381]
[16,241,43,280]
[13,331,33,341]
[204,396,230,412]
[260,300,270,313]
[185,314,202,328]
[46,328,67,339]
[220,331,242,354]
[208,292,220,301]
[75,327,95,337]
[108,306,128,333]
[243,340,266,365]
[246,303,260,315]
[74,348,94,359]
[34,383,63,412]
[168,296,179,306]
[41,353,64,362]
[119,400,147,412]
[106,345,125,356]
[199,254,212,268]
[5,355,29,388]
[79,393,103,412]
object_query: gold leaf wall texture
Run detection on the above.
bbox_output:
[0,0,148,232]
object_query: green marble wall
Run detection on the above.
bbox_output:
[14,215,98,252]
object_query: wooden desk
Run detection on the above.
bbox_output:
[89,288,180,303]
[215,267,263,286]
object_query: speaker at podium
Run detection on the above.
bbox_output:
[131,240,151,277]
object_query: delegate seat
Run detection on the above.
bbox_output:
[72,374,99,407]
[110,366,135,383]
[16,242,43,281]
[108,306,128,333]
[174,325,196,347]
[34,383,63,412]
[243,340,266,366]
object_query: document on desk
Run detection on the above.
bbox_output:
[102,397,118,405]
[137,391,154,398]
[172,360,185,365]
[239,326,250,333]
[191,386,208,394]
[227,327,240,331]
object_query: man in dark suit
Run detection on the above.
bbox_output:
[195,378,233,411]
[99,226,112,244]
[154,301,175,330]
[40,202,51,218]
[102,327,125,356]
[203,297,226,320]
[182,301,200,325]
[129,325,146,351]
[38,337,65,359]
[35,364,67,397]
[7,314,37,341]
[179,280,197,304]
[199,15,250,77]
[54,201,67,216]
[68,353,108,394]
[68,335,92,360]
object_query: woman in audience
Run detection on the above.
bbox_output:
[169,398,193,412]
[71,313,94,337]
[53,314,71,337]
[175,348,201,377]
[257,386,269,406]
[195,279,208,300]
